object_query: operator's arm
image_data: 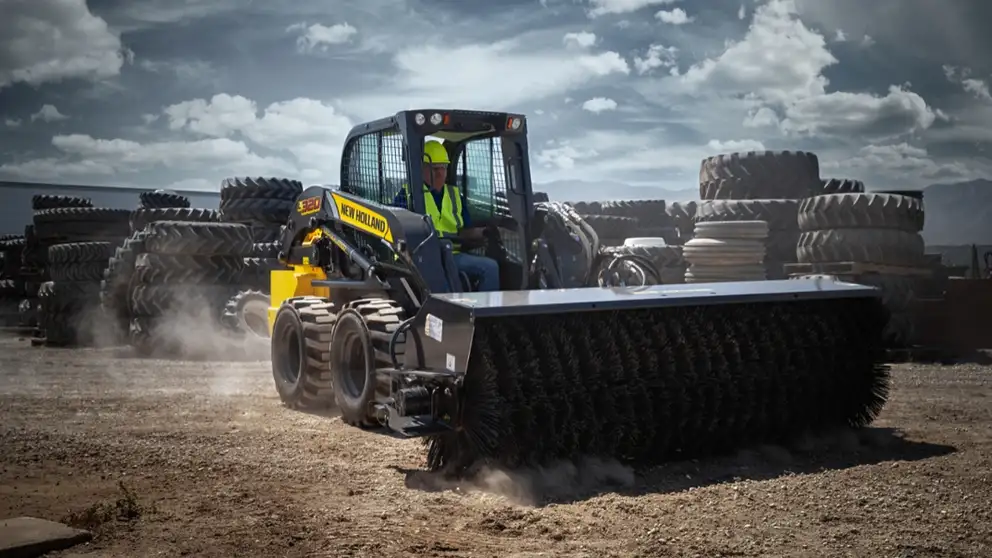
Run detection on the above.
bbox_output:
[458,199,487,239]
[391,190,408,209]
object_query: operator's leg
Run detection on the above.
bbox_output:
[452,253,500,291]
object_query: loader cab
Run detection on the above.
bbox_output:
[339,109,538,291]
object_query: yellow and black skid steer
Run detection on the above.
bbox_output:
[267,109,891,475]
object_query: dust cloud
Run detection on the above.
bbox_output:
[407,456,636,507]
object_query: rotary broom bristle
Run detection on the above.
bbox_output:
[424,296,890,475]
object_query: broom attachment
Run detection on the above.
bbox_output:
[419,282,890,475]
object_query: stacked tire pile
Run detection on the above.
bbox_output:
[127,221,254,357]
[30,195,131,346]
[796,193,926,347]
[696,151,820,279]
[683,221,769,283]
[0,234,28,326]
[100,191,220,340]
[20,224,47,329]
[216,178,302,337]
[818,178,865,195]
[567,199,689,285]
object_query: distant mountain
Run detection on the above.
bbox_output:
[534,179,697,203]
[921,179,992,246]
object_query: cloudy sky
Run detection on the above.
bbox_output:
[1,0,991,195]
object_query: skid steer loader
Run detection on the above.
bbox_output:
[268,109,891,474]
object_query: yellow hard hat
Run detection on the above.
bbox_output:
[423,140,449,165]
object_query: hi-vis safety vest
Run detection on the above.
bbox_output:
[402,182,465,252]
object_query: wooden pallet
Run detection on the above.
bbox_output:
[784,261,932,278]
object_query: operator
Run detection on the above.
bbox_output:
[391,140,501,291]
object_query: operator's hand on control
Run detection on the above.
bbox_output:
[457,227,486,241]
[455,227,487,249]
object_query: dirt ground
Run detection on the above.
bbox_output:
[0,330,989,558]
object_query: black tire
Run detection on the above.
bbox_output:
[139,190,191,209]
[133,253,245,284]
[270,296,336,409]
[695,199,799,230]
[797,229,926,267]
[219,198,295,224]
[252,242,281,258]
[220,177,303,201]
[143,221,253,256]
[798,193,924,232]
[129,284,239,317]
[32,207,131,240]
[578,214,639,241]
[32,195,92,210]
[329,308,378,426]
[819,178,865,194]
[572,199,670,228]
[48,241,114,264]
[49,262,107,282]
[221,290,270,337]
[699,151,819,200]
[241,257,286,290]
[129,208,221,233]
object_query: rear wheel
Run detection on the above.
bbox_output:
[270,296,336,409]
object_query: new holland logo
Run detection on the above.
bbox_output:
[336,197,394,242]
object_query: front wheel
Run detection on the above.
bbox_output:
[270,296,337,409]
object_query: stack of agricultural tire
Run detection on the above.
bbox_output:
[101,192,223,342]
[565,199,690,284]
[19,224,47,330]
[796,193,926,347]
[40,242,117,346]
[568,200,680,245]
[30,195,131,346]
[138,189,191,210]
[683,221,769,283]
[697,151,820,279]
[213,178,300,338]
[0,234,26,326]
[218,177,302,243]
[127,221,253,357]
[818,178,865,195]
[666,201,697,244]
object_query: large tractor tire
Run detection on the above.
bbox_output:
[270,296,337,409]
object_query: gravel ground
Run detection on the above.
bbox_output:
[0,329,989,558]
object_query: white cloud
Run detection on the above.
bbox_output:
[164,94,354,176]
[4,119,22,128]
[138,58,216,85]
[832,29,847,42]
[656,8,693,25]
[943,65,992,102]
[0,134,295,182]
[675,0,937,139]
[288,22,358,53]
[738,4,746,20]
[340,40,630,120]
[0,0,130,89]
[587,0,677,17]
[823,143,977,183]
[633,44,678,75]
[31,104,69,122]
[582,97,618,113]
[533,130,766,186]
[563,31,597,48]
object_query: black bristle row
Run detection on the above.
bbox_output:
[425,297,891,474]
